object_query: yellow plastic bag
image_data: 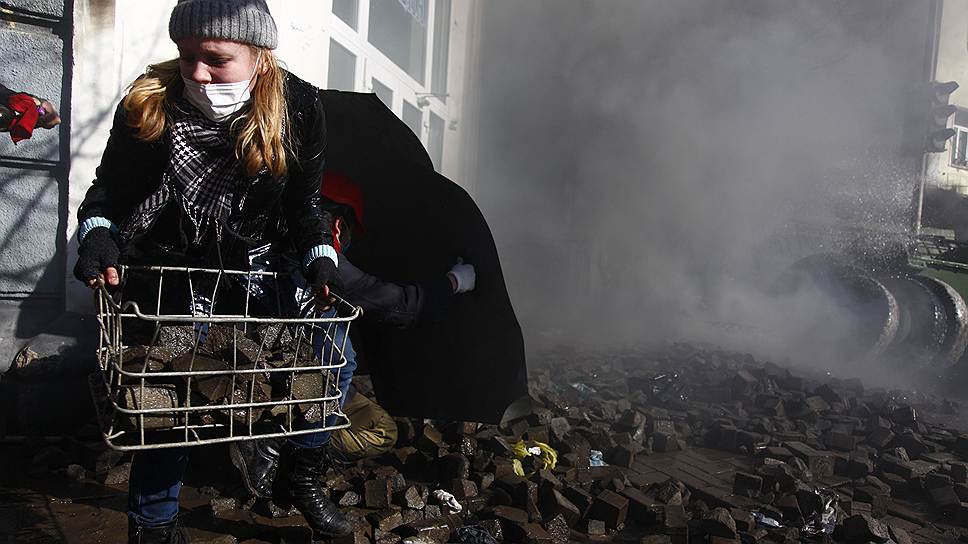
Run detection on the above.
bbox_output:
[511,440,558,476]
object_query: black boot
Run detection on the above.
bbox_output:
[279,445,352,539]
[128,518,188,544]
[229,437,283,498]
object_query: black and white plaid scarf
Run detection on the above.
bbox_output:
[120,102,254,244]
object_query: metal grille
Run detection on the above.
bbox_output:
[90,265,360,451]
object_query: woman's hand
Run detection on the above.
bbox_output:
[305,257,338,309]
[73,227,120,289]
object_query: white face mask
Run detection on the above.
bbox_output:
[182,63,259,123]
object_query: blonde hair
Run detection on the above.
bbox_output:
[122,48,289,178]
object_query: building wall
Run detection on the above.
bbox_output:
[65,0,481,312]
[0,0,70,299]
[926,0,968,192]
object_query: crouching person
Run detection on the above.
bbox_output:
[230,171,475,533]
[329,384,399,464]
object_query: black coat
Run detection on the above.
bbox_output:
[321,91,529,424]
[77,72,334,268]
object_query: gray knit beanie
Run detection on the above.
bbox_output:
[169,0,278,49]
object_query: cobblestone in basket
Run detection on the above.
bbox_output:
[90,265,360,451]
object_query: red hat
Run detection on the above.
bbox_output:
[321,170,365,231]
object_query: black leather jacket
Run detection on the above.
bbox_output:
[77,72,333,268]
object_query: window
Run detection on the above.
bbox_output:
[953,126,968,168]
[372,78,393,108]
[368,0,428,83]
[402,100,422,139]
[431,0,451,100]
[327,39,357,91]
[332,0,359,29]
[428,112,444,171]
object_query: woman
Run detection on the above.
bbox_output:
[73,1,347,542]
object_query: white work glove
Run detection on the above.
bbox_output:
[447,259,476,294]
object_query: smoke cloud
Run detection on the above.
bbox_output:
[475,0,935,383]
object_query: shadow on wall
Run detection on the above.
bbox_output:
[1,2,172,362]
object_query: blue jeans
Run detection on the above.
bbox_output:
[128,448,189,527]
[288,306,357,449]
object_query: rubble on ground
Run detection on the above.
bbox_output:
[8,342,968,543]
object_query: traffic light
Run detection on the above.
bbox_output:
[925,80,959,153]
[901,80,960,157]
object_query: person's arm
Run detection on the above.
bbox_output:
[77,101,161,228]
[337,254,456,329]
[284,83,339,292]
[74,100,162,287]
[285,85,332,259]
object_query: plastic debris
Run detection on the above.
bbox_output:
[453,525,500,544]
[432,489,463,513]
[753,511,783,529]
[589,449,607,467]
[802,488,838,536]
[511,440,559,476]
[569,382,597,396]
[650,371,690,403]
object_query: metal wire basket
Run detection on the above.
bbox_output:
[89,265,360,451]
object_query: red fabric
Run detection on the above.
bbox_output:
[6,93,40,144]
[321,170,365,232]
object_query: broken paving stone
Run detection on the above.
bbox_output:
[396,515,459,543]
[866,427,896,449]
[730,508,754,533]
[210,497,237,518]
[400,508,423,526]
[542,514,569,544]
[888,525,913,544]
[366,478,393,509]
[540,487,581,527]
[928,486,960,511]
[491,505,529,525]
[784,441,834,478]
[700,507,736,538]
[394,486,425,510]
[331,533,370,544]
[448,479,478,499]
[733,472,763,497]
[582,519,607,537]
[587,489,629,530]
[951,462,968,484]
[103,462,131,486]
[367,509,404,533]
[842,513,889,543]
[338,490,361,507]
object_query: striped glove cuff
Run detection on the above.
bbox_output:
[78,217,118,242]
[302,244,338,269]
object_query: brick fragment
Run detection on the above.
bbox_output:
[733,472,762,497]
[588,489,629,529]
[539,488,581,527]
[365,478,393,509]
[542,514,570,544]
[700,507,736,538]
[842,513,889,543]
[366,509,403,533]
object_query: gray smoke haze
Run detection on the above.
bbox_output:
[475,0,934,382]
